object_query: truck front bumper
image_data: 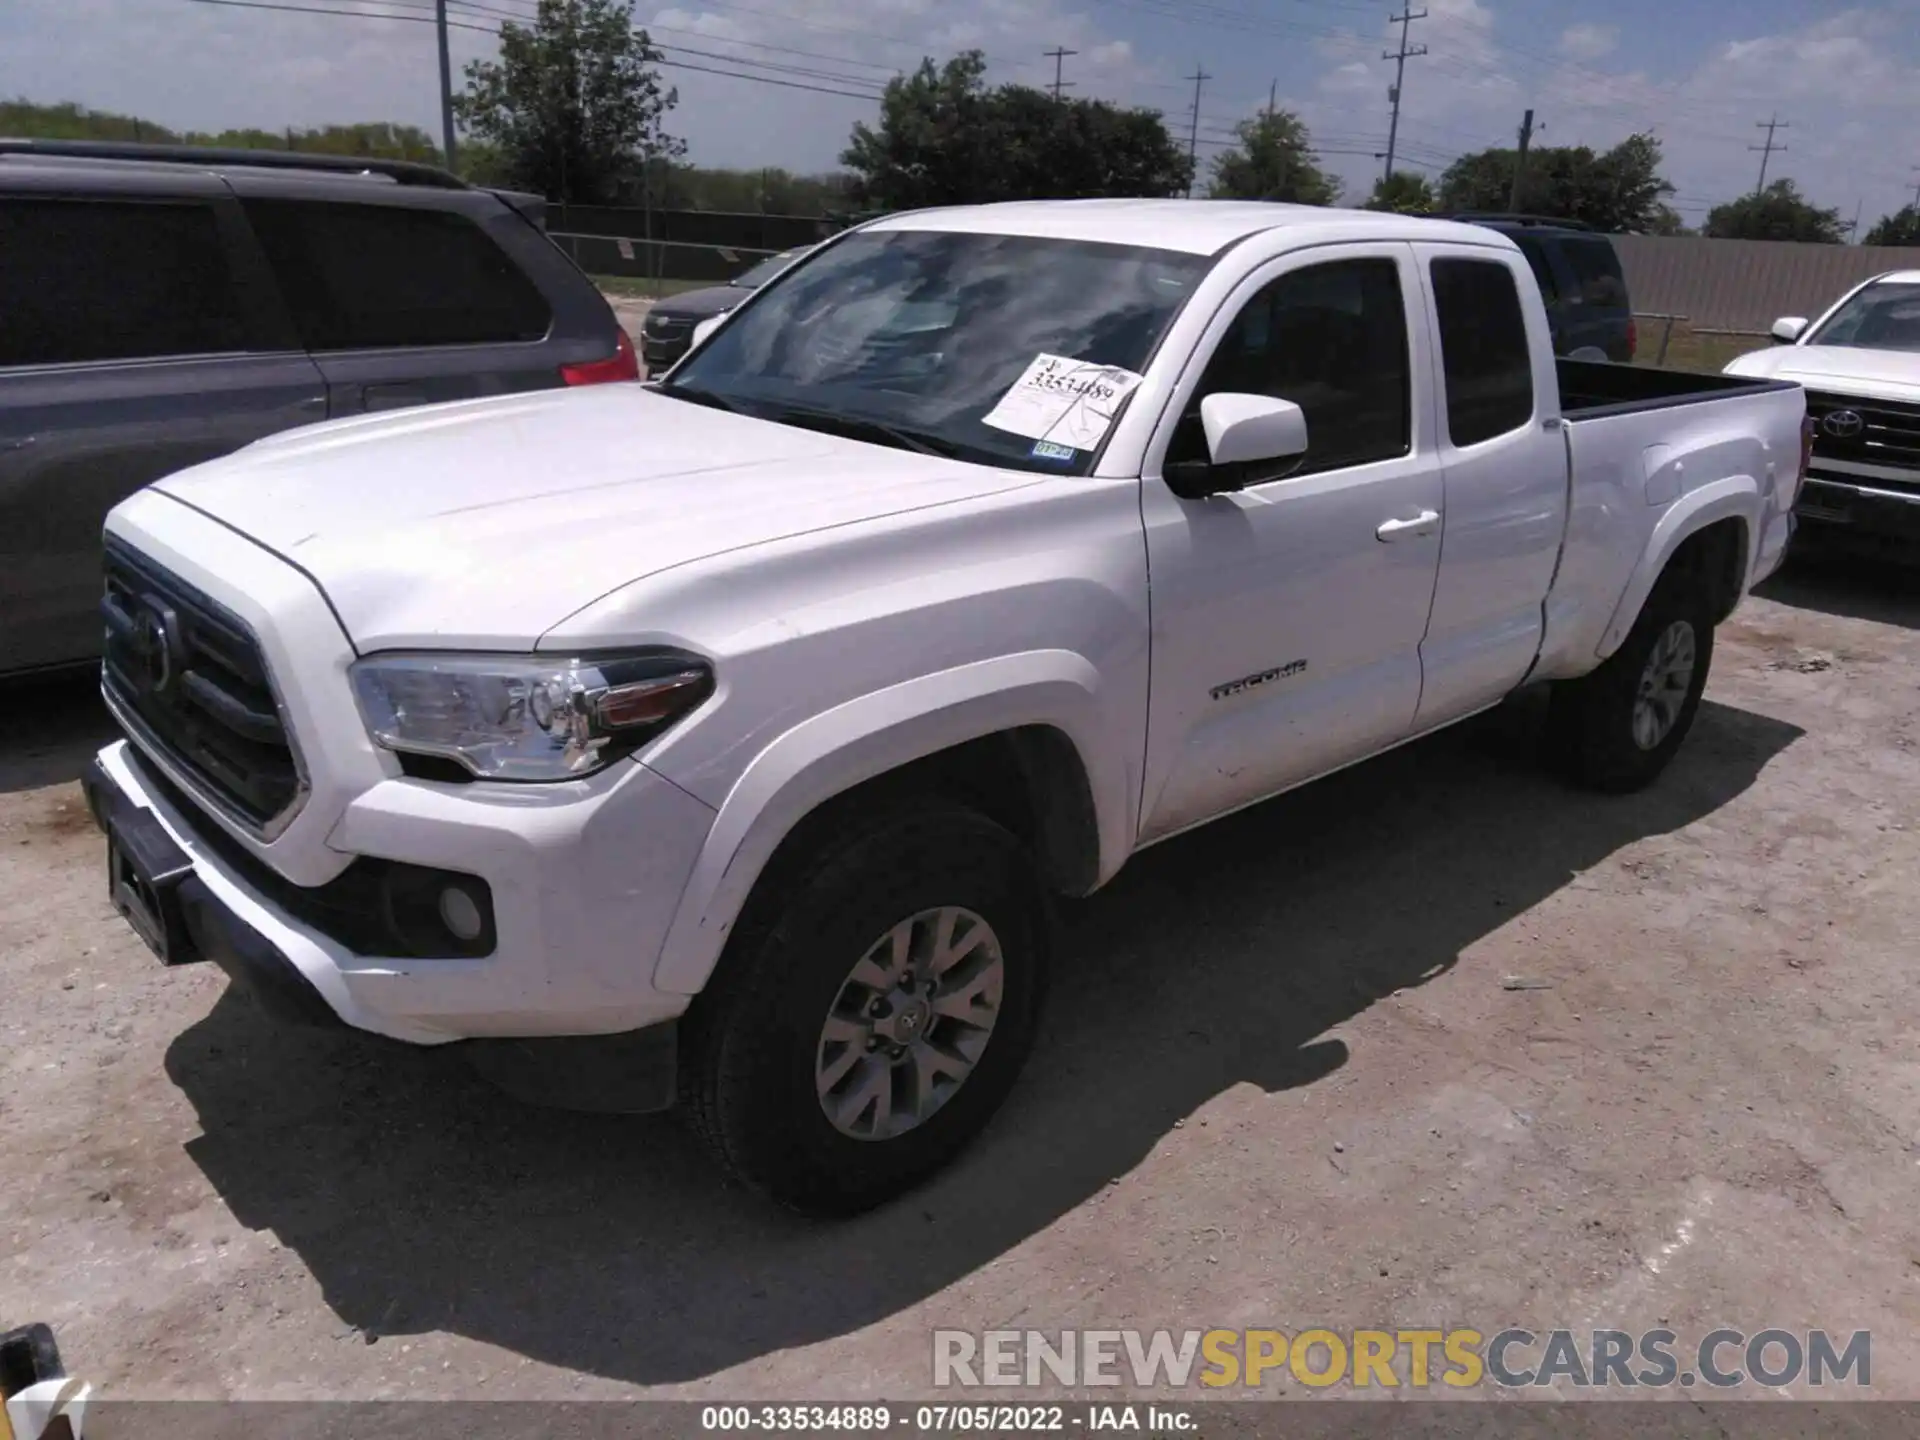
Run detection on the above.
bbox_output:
[85,737,714,1111]
[1796,475,1920,546]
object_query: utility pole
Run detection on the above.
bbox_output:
[1750,114,1788,195]
[1911,165,1920,209]
[1846,197,1862,243]
[1184,64,1211,198]
[435,0,458,172]
[1508,108,1535,211]
[1044,46,1077,101]
[1382,5,1427,183]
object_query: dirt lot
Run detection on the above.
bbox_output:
[2,549,1917,1403]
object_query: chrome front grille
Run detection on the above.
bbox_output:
[101,540,305,836]
[1805,389,1920,493]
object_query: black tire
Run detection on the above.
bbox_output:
[1546,565,1715,793]
[680,801,1049,1217]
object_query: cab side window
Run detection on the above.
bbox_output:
[1429,257,1535,447]
[1165,257,1412,477]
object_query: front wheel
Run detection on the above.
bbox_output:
[680,802,1049,1216]
[1546,568,1715,793]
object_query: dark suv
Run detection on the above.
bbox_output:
[0,139,636,676]
[1455,214,1636,362]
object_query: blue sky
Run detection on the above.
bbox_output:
[6,0,1919,230]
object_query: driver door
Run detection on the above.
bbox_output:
[1136,242,1446,844]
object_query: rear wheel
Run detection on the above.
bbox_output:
[681,802,1048,1216]
[1546,567,1715,793]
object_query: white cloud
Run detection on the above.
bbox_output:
[1559,23,1617,61]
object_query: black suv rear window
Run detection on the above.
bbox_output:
[1562,237,1627,309]
[243,200,551,351]
[0,197,247,367]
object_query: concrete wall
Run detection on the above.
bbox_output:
[1612,235,1920,334]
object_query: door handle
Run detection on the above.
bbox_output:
[1376,509,1440,542]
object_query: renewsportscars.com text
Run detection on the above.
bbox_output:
[932,1328,1871,1390]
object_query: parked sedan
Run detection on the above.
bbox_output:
[638,246,811,372]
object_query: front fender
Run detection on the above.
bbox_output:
[650,649,1132,996]
[1596,476,1759,660]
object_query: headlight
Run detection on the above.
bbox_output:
[349,650,713,781]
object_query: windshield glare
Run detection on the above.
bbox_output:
[668,229,1209,474]
[732,250,800,289]
[1807,282,1920,352]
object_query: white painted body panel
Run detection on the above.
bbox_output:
[95,200,1808,1044]
[1406,241,1569,731]
[1723,342,1920,399]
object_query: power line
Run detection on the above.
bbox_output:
[1750,114,1789,194]
[186,0,885,99]
[1184,64,1212,197]
[1043,46,1077,101]
[1381,4,1426,183]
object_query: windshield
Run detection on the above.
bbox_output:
[1806,281,1920,352]
[666,229,1209,475]
[731,249,803,289]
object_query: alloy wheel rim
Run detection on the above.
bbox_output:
[814,906,1005,1141]
[1632,619,1697,751]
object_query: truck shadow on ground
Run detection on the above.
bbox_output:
[0,670,117,795]
[164,692,1802,1386]
[1755,546,1920,630]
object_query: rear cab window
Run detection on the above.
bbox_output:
[1429,257,1536,446]
[241,199,552,351]
[0,195,249,367]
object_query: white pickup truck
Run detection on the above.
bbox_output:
[85,200,1808,1215]
[1724,269,1920,552]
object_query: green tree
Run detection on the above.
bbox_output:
[1208,109,1338,205]
[1704,180,1845,243]
[1644,204,1692,236]
[841,51,1191,209]
[1438,131,1675,231]
[187,122,444,164]
[0,98,179,142]
[1863,205,1920,248]
[454,0,683,205]
[1366,170,1434,213]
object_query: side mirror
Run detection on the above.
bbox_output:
[1771,316,1808,345]
[1164,394,1310,499]
[691,313,728,349]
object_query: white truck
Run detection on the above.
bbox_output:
[85,200,1809,1215]
[1724,270,1920,552]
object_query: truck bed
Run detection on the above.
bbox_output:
[1557,357,1797,421]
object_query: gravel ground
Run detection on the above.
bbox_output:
[2,548,1917,1403]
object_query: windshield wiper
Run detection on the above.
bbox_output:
[756,404,959,459]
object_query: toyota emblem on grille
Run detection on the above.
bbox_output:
[1822,409,1865,439]
[135,599,181,695]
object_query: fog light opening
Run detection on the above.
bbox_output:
[438,884,485,944]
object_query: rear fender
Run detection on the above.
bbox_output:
[651,650,1129,996]
[1596,477,1758,660]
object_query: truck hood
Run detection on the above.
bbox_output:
[1723,344,1920,400]
[153,385,1038,651]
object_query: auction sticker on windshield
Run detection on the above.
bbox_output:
[983,354,1146,452]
